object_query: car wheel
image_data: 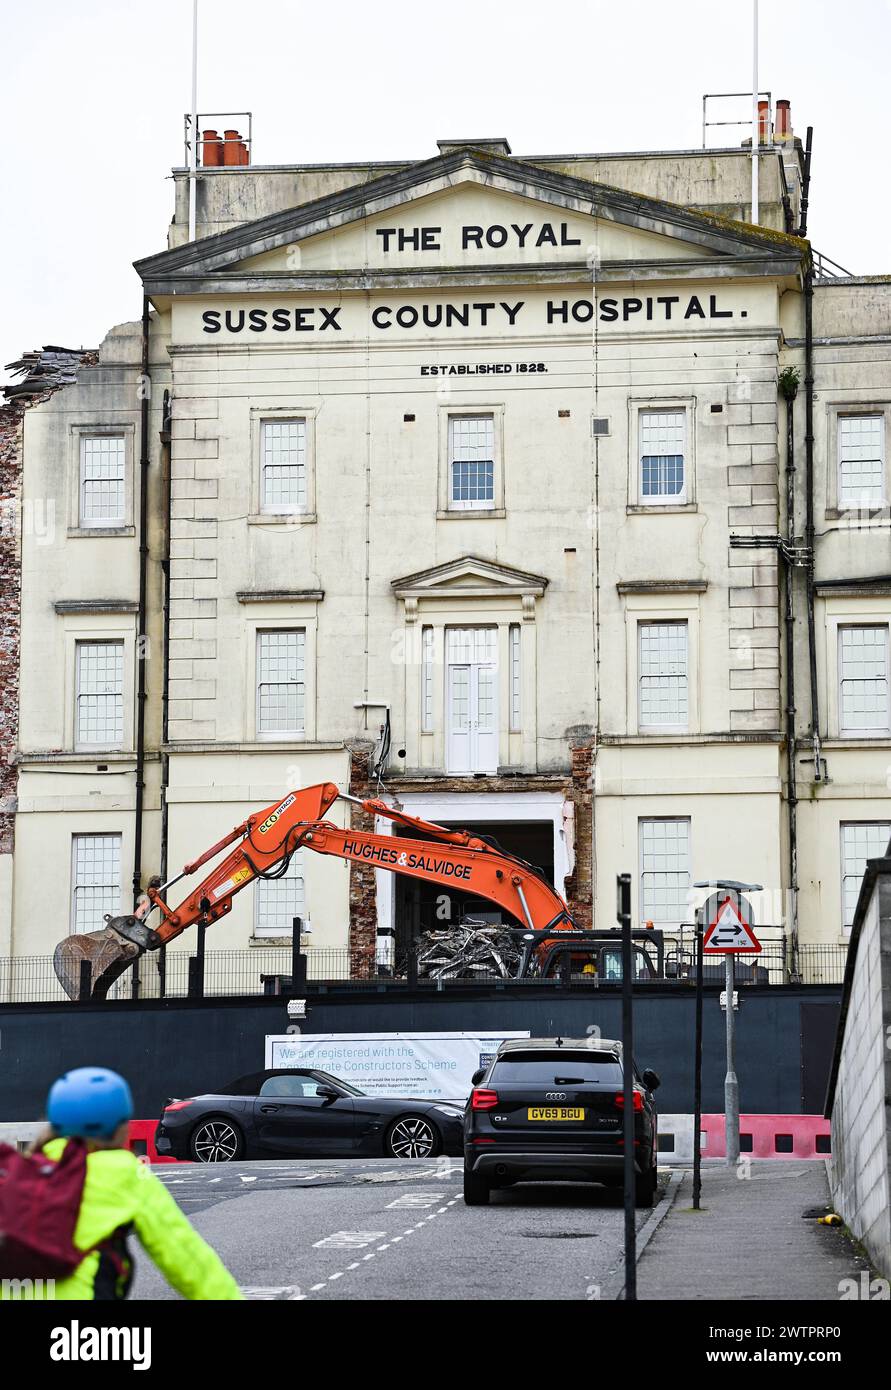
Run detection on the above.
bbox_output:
[384,1114,441,1159]
[463,1167,491,1206]
[189,1117,245,1163]
[635,1162,657,1208]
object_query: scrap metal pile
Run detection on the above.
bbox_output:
[414,920,522,980]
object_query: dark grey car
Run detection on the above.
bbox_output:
[155,1068,465,1162]
[463,1038,660,1206]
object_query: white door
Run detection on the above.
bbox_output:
[446,628,498,773]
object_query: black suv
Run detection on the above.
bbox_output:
[463,1037,659,1207]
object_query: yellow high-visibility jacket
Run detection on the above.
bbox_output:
[3,1139,242,1301]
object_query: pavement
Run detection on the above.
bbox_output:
[636,1159,870,1301]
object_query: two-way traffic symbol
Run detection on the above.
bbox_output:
[702,897,761,954]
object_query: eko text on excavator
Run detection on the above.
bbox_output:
[53,782,577,999]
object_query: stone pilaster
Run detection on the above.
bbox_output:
[725,384,782,731]
[166,397,220,740]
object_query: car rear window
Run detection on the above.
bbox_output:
[219,1072,266,1095]
[489,1053,623,1085]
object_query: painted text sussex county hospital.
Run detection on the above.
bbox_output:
[201,294,744,335]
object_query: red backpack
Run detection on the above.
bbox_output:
[0,1138,90,1279]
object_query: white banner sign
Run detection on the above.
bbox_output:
[264,1031,529,1101]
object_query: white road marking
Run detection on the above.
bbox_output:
[313,1230,386,1249]
[241,1284,304,1300]
[304,1180,459,1297]
[355,1165,447,1184]
[387,1191,445,1209]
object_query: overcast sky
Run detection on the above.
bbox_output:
[2,0,888,384]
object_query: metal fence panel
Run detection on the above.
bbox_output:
[0,941,848,1004]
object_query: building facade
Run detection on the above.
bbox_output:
[2,110,889,991]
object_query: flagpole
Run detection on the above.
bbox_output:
[751,0,759,224]
[188,0,199,243]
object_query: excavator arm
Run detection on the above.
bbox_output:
[53,782,574,999]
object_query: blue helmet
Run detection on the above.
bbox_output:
[47,1067,134,1139]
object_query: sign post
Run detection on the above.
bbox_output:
[699,882,762,1169]
[724,951,739,1163]
[616,872,636,1301]
[692,914,704,1209]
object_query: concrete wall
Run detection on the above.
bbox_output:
[171,142,798,246]
[828,869,891,1278]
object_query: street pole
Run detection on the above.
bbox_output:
[188,0,199,243]
[692,916,704,1208]
[617,873,636,1300]
[724,952,740,1164]
[751,0,759,224]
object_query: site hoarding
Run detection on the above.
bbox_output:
[265,1031,530,1100]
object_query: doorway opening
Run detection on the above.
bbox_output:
[393,819,555,966]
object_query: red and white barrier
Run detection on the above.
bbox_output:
[699,1113,831,1160]
[127,1119,187,1164]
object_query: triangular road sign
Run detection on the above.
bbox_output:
[703,896,761,953]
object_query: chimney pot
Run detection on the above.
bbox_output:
[201,129,223,167]
[775,99,792,140]
[757,99,770,144]
[223,129,241,166]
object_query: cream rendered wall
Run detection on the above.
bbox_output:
[166,274,782,764]
[13,320,170,957]
[12,798,137,957]
[779,282,891,948]
[594,743,784,931]
[0,855,13,957]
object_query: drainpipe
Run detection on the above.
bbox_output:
[131,297,152,994]
[157,388,173,998]
[803,259,823,784]
[795,128,823,784]
[780,368,801,980]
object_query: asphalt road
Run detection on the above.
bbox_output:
[132,1158,667,1301]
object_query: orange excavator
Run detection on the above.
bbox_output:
[53,782,576,1000]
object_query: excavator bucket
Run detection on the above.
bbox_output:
[53,921,143,1001]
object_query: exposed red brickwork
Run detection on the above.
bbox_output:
[347,740,377,977]
[343,733,599,976]
[0,401,24,855]
[0,351,98,860]
[563,726,596,930]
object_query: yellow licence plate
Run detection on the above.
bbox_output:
[527,1107,585,1121]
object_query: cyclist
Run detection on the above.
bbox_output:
[5,1066,243,1300]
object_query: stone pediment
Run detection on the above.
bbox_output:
[392,556,548,612]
